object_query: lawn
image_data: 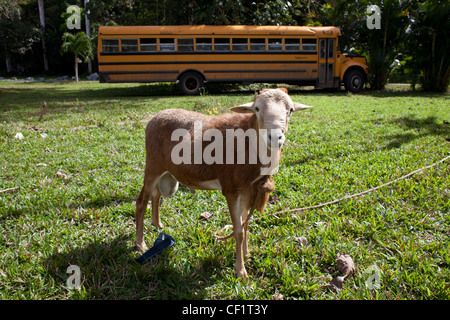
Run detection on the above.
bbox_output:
[0,81,449,300]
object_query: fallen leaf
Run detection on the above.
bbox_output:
[293,236,308,247]
[313,221,325,227]
[56,171,68,179]
[336,253,355,279]
[14,132,24,140]
[40,132,48,138]
[271,293,284,300]
[326,276,345,290]
[200,212,213,220]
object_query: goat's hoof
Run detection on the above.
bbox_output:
[152,221,163,228]
[236,268,248,279]
[135,241,148,252]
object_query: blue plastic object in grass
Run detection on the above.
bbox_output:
[136,232,176,264]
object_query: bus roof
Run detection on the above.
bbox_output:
[98,25,341,37]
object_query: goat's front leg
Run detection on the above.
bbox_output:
[242,209,251,259]
[226,194,249,278]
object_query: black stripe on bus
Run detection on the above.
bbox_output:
[101,69,307,76]
[99,60,316,66]
[204,69,307,73]
[100,51,317,56]
[102,71,179,75]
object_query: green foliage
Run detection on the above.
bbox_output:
[61,31,93,81]
[60,31,93,62]
[0,0,40,64]
[403,0,450,92]
[0,0,449,91]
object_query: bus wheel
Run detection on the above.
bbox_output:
[344,69,364,93]
[179,72,204,95]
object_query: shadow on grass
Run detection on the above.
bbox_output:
[383,116,450,150]
[2,81,447,113]
[43,233,225,299]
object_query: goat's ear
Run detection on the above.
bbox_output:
[230,102,254,114]
[277,87,288,94]
[293,102,312,112]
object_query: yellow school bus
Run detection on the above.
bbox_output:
[97,25,368,94]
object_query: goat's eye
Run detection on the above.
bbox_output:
[290,108,294,113]
[255,107,260,112]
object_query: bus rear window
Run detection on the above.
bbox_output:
[102,39,119,53]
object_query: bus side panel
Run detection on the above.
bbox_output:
[98,53,320,84]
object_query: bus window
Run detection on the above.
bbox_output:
[319,39,326,58]
[196,38,212,52]
[160,38,175,52]
[232,38,248,52]
[140,38,157,52]
[285,38,300,52]
[268,39,283,51]
[328,39,335,59]
[250,38,265,52]
[302,38,317,52]
[102,39,119,53]
[178,38,194,52]
[121,39,138,52]
[214,38,230,52]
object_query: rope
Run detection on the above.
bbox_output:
[214,154,450,240]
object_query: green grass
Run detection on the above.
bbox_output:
[0,81,449,300]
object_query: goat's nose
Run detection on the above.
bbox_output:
[267,130,285,149]
[268,132,283,141]
[268,133,284,141]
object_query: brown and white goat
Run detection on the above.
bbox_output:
[135,88,312,278]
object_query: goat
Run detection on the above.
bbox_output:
[135,88,312,278]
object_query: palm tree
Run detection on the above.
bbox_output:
[38,0,49,72]
[60,31,93,82]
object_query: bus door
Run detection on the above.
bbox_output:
[318,38,336,88]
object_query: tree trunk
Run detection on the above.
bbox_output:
[84,0,92,73]
[5,54,12,73]
[75,57,79,82]
[38,0,49,72]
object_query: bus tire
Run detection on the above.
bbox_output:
[179,72,204,95]
[344,69,364,93]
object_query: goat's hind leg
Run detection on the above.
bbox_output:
[135,172,160,251]
[153,172,179,228]
[135,182,151,252]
